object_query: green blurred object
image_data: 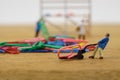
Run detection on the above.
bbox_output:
[5,43,31,47]
[20,42,62,51]
[0,42,30,47]
[41,19,50,40]
[0,42,7,46]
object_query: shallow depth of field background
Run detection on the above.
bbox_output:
[0,0,120,80]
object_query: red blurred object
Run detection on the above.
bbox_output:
[8,37,46,44]
[87,45,96,51]
[2,46,19,54]
[57,38,88,43]
[48,36,56,41]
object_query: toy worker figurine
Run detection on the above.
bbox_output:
[35,19,42,37]
[76,19,86,40]
[89,33,110,59]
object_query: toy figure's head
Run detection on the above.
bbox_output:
[106,33,110,37]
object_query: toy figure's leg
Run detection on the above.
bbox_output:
[78,34,82,39]
[98,48,103,59]
[35,24,40,37]
[92,46,98,56]
[78,34,86,40]
[82,35,86,40]
[89,46,98,59]
[35,30,40,37]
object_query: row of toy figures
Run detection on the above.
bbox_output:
[35,18,87,40]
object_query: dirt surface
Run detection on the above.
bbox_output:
[0,24,120,80]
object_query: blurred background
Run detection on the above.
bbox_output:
[0,1,120,80]
[0,0,120,25]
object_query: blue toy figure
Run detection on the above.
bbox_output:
[35,19,42,37]
[89,33,110,59]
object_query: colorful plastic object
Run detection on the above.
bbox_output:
[1,46,19,54]
[53,48,79,53]
[54,35,75,39]
[57,38,88,43]
[21,49,52,53]
[58,44,97,59]
[57,40,88,59]
[20,42,63,51]
[22,37,46,43]
[47,40,64,46]
[0,49,5,53]
[0,42,7,46]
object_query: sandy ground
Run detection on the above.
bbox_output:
[0,24,120,80]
